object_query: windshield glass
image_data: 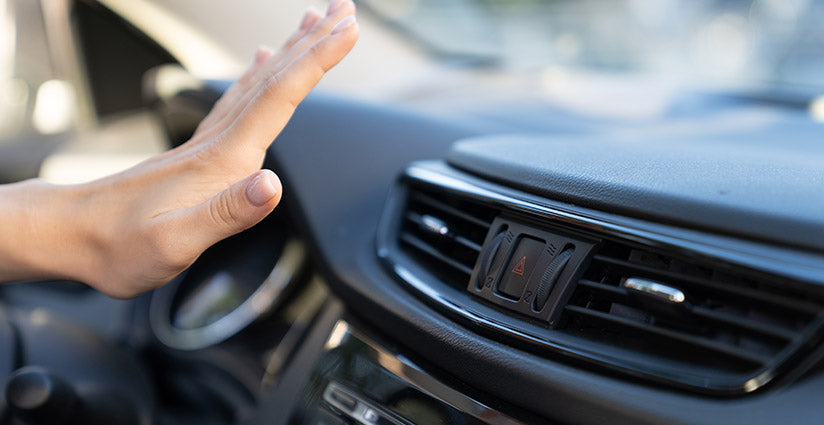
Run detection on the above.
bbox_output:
[361,0,823,90]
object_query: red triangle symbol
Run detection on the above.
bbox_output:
[512,256,526,276]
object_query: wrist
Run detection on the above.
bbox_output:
[0,179,97,284]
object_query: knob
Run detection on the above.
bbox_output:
[5,366,77,425]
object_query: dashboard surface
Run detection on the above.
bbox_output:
[260,93,824,424]
[1,90,823,425]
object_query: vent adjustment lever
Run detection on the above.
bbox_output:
[533,247,574,310]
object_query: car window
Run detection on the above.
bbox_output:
[0,0,84,141]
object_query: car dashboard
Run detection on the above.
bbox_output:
[2,2,824,422]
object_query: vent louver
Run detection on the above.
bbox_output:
[398,186,495,290]
[561,239,824,388]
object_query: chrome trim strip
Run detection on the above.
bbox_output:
[420,214,450,235]
[623,278,686,303]
[325,320,527,425]
[323,382,407,425]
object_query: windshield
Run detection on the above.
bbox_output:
[361,0,824,90]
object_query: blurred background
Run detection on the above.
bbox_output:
[1,0,822,183]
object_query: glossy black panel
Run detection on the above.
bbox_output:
[289,319,540,425]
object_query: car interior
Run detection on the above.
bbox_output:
[1,0,823,424]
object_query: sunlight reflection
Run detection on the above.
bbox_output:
[690,13,750,78]
[809,96,824,123]
[32,79,76,134]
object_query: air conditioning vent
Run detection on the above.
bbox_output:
[398,186,496,289]
[380,163,824,394]
[560,239,824,387]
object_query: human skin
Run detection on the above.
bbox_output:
[0,0,359,298]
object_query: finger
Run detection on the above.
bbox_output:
[270,6,324,65]
[195,45,276,134]
[194,5,323,138]
[227,15,359,150]
[243,6,323,91]
[266,0,357,83]
[162,169,282,255]
[216,6,323,121]
[199,2,357,143]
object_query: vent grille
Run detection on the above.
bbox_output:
[561,239,824,384]
[381,166,824,394]
[398,186,496,289]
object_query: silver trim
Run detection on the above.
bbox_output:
[623,277,686,303]
[261,275,328,390]
[150,240,305,351]
[323,382,407,425]
[325,320,527,425]
[421,214,450,235]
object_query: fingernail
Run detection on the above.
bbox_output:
[254,45,274,64]
[246,172,278,207]
[327,0,348,15]
[299,6,319,30]
[331,15,356,35]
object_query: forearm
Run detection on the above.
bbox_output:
[0,179,94,283]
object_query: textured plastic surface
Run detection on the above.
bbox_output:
[467,216,595,322]
[447,133,824,253]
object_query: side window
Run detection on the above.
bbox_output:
[0,0,178,184]
[0,0,82,140]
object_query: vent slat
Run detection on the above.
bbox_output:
[691,307,797,342]
[454,235,482,252]
[410,191,492,229]
[565,305,772,366]
[564,241,824,388]
[577,279,796,341]
[578,279,628,297]
[400,232,474,276]
[404,212,482,252]
[398,187,494,290]
[592,255,820,315]
[389,181,824,394]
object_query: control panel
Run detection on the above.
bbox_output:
[468,217,596,326]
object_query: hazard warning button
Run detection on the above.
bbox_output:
[497,237,544,299]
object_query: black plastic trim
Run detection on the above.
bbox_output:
[376,160,824,396]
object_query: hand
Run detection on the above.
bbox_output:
[0,0,359,298]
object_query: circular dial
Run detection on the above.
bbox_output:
[150,219,304,351]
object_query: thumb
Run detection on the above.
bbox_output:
[169,169,282,254]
